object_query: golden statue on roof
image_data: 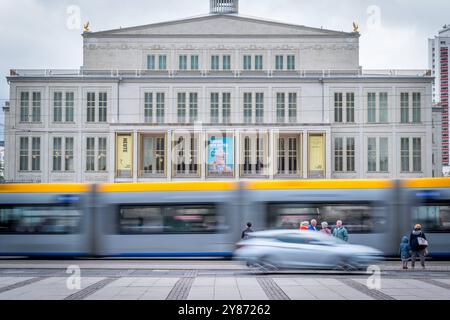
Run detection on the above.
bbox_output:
[83,22,90,33]
[352,22,359,33]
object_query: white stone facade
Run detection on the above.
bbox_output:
[5,12,433,183]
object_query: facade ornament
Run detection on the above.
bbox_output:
[83,22,91,33]
[352,22,359,33]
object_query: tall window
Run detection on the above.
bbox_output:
[32,92,41,123]
[211,55,220,70]
[87,92,96,123]
[289,93,297,123]
[368,137,389,173]
[189,93,198,123]
[173,134,199,177]
[53,137,62,171]
[379,138,389,172]
[191,55,199,70]
[401,138,410,172]
[334,93,343,123]
[242,133,267,176]
[401,92,422,124]
[413,93,421,123]
[20,92,29,122]
[277,135,300,176]
[141,135,166,177]
[86,138,95,172]
[179,55,188,70]
[334,138,344,172]
[255,93,264,124]
[413,138,422,172]
[65,137,74,171]
[211,93,219,124]
[98,92,107,123]
[276,93,285,124]
[177,93,186,123]
[19,137,29,171]
[223,55,231,70]
[287,55,295,70]
[367,93,376,123]
[243,55,252,70]
[346,138,355,172]
[255,55,263,70]
[243,93,252,124]
[223,93,231,124]
[98,137,107,172]
[147,55,156,70]
[379,92,388,123]
[65,92,75,122]
[158,55,167,70]
[144,92,153,123]
[86,137,107,172]
[53,92,63,123]
[156,93,165,124]
[31,137,40,171]
[368,138,377,172]
[275,55,284,70]
[400,93,409,123]
[346,93,355,123]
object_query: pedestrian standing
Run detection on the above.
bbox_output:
[410,224,428,270]
[332,220,349,242]
[320,222,332,235]
[299,221,310,231]
[308,219,319,231]
[399,236,411,270]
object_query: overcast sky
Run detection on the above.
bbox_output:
[1,0,449,140]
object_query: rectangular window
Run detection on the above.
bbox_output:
[288,93,297,123]
[211,55,220,70]
[147,55,156,70]
[255,93,264,124]
[346,93,355,123]
[413,92,421,123]
[243,93,252,124]
[65,137,74,171]
[412,204,450,233]
[141,135,166,176]
[255,55,263,70]
[173,134,199,176]
[413,138,422,172]
[53,137,62,171]
[32,92,41,122]
[87,92,95,123]
[401,138,410,172]
[223,93,231,124]
[31,137,40,171]
[144,92,153,123]
[368,93,376,123]
[275,55,284,70]
[242,134,267,176]
[98,137,107,172]
[98,92,107,123]
[156,93,165,124]
[65,92,75,122]
[53,92,63,123]
[223,55,231,70]
[334,93,343,123]
[86,138,95,172]
[177,93,186,123]
[20,92,29,122]
[379,137,389,172]
[210,93,219,124]
[368,138,377,172]
[191,55,199,70]
[243,55,252,70]
[179,55,188,70]
[276,93,285,124]
[158,55,167,70]
[287,55,295,70]
[401,93,409,123]
[189,93,198,123]
[379,92,388,123]
[346,138,355,172]
[277,136,300,176]
[334,137,344,172]
[19,137,28,171]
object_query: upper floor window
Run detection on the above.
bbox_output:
[334,92,355,123]
[158,55,167,70]
[287,55,296,70]
[20,91,41,123]
[243,55,252,70]
[255,55,263,70]
[243,92,264,124]
[53,92,75,123]
[191,55,199,70]
[210,92,231,124]
[367,92,388,123]
[86,92,107,123]
[147,55,156,70]
[276,92,298,124]
[179,55,188,70]
[223,55,231,70]
[275,55,284,70]
[400,92,422,124]
[211,55,220,70]
[177,92,198,124]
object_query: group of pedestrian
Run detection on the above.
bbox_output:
[399,224,429,270]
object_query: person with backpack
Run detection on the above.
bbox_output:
[241,222,254,240]
[409,224,428,270]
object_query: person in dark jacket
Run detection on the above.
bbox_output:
[241,222,254,240]
[409,224,428,269]
[399,236,411,270]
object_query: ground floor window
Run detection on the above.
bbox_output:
[140,134,166,177]
[116,134,133,178]
[173,132,200,177]
[207,133,234,178]
[308,134,325,179]
[241,132,268,177]
[276,134,301,177]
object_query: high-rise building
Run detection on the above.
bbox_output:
[4,0,433,183]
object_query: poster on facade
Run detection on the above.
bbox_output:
[308,134,325,178]
[208,136,234,177]
[116,134,133,178]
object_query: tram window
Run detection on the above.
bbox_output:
[119,204,227,234]
[0,205,82,234]
[267,203,386,234]
[412,205,450,233]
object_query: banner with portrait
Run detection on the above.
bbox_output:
[207,135,234,177]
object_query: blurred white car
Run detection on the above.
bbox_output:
[234,230,383,271]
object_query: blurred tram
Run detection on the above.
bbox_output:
[0,179,450,258]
